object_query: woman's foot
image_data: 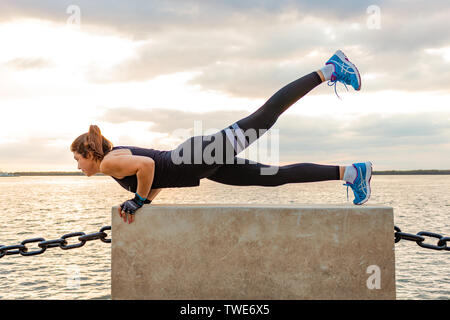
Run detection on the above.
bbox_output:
[342,162,372,205]
[326,50,361,90]
[318,50,361,98]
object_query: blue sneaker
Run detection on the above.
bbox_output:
[326,50,361,97]
[343,162,372,205]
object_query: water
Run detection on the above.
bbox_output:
[0,175,449,299]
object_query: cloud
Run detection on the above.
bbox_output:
[275,112,450,154]
[5,57,52,69]
[89,2,450,96]
[2,1,450,97]
[98,107,249,133]
[0,135,74,171]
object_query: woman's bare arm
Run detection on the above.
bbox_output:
[100,154,155,198]
[101,155,161,224]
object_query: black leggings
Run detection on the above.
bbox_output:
[171,71,340,186]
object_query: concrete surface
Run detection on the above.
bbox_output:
[111,204,395,300]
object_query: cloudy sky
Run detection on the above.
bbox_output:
[0,0,449,171]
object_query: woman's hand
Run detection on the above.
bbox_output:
[118,205,136,224]
[119,195,143,224]
[118,194,152,224]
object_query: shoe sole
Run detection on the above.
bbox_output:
[335,50,362,91]
[355,161,372,205]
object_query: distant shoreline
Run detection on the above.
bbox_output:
[1,170,450,176]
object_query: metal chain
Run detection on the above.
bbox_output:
[394,225,450,251]
[0,226,111,258]
[1,224,449,258]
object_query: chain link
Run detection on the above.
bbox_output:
[394,225,450,251]
[0,226,111,258]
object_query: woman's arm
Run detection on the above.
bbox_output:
[100,155,155,198]
[135,163,155,201]
[101,155,157,224]
[146,188,162,201]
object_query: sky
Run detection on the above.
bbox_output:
[0,0,449,171]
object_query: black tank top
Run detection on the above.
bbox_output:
[108,146,200,192]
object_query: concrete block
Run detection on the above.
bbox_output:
[111,204,395,300]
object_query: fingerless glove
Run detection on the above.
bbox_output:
[120,193,151,215]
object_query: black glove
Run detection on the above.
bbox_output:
[120,194,151,215]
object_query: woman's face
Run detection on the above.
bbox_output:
[73,151,98,177]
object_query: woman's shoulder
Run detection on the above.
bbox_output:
[111,145,132,151]
[110,145,152,154]
[108,146,170,162]
[112,145,158,151]
[107,146,133,156]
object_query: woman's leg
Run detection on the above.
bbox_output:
[205,158,373,206]
[206,157,341,186]
[171,71,324,179]
[223,71,323,158]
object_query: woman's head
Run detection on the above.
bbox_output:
[71,125,113,176]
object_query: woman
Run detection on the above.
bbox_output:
[71,50,372,224]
